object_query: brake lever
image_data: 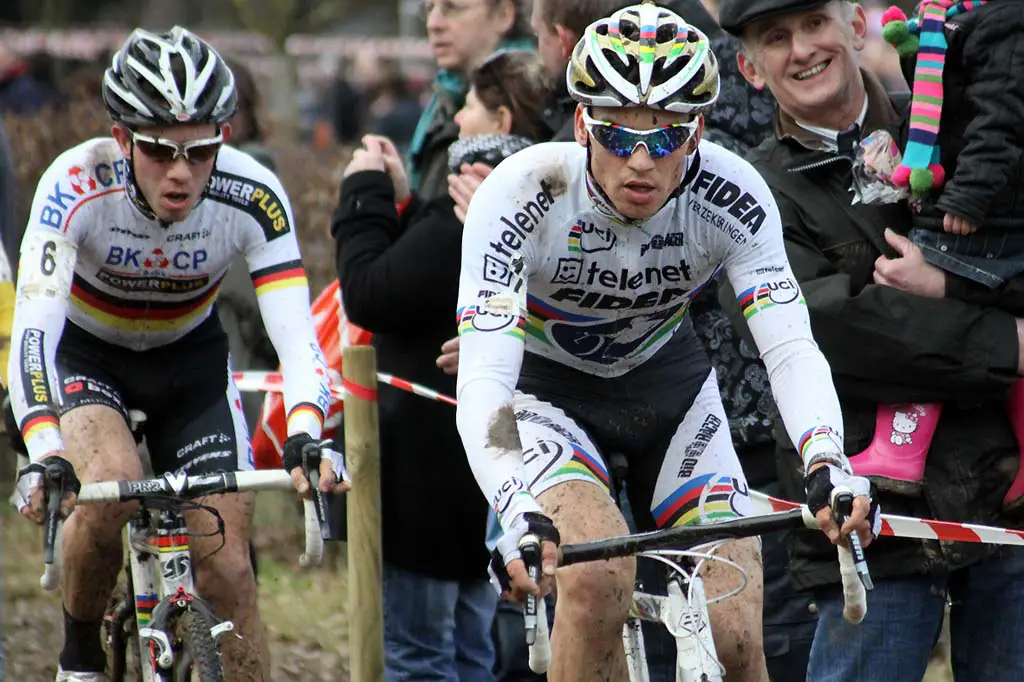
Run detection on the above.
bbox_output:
[520,533,541,645]
[300,440,331,540]
[42,467,65,565]
[831,486,874,590]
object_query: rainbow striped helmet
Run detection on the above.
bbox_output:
[567,1,720,114]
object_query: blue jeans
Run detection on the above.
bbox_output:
[383,562,498,682]
[910,227,1024,288]
[807,547,1024,681]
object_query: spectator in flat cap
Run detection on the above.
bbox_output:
[717,0,1024,680]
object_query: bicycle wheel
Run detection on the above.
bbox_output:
[174,610,224,682]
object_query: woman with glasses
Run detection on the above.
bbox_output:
[408,0,534,200]
[332,49,555,682]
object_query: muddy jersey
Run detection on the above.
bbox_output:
[455,140,846,530]
[8,139,331,460]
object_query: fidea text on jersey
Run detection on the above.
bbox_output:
[689,170,767,241]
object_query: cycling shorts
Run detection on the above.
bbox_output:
[516,319,752,531]
[55,313,253,476]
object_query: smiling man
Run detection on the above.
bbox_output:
[718,1,1024,680]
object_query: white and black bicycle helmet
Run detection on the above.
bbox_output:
[567,0,720,114]
[102,26,237,128]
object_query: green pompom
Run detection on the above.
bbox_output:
[909,167,934,196]
[895,34,920,58]
[882,20,909,45]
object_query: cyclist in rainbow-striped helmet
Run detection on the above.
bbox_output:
[452,1,880,679]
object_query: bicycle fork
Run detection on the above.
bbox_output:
[667,573,721,682]
[622,572,722,682]
[130,510,235,679]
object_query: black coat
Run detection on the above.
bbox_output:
[903,1,1024,230]
[725,71,1024,590]
[332,170,490,582]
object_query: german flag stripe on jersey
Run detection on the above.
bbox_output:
[287,401,325,428]
[20,410,60,440]
[70,275,222,321]
[251,260,307,296]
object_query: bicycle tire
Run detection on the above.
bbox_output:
[174,610,223,682]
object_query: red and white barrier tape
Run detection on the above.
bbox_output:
[750,490,1024,547]
[232,370,457,407]
[234,369,1024,548]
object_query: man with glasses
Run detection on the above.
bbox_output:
[7,26,345,682]
[454,2,879,680]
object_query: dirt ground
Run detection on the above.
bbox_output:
[2,490,350,682]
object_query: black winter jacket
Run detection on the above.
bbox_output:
[726,71,1024,590]
[904,1,1024,231]
[332,171,490,582]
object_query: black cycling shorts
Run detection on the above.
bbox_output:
[516,317,752,532]
[55,314,253,476]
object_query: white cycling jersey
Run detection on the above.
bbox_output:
[8,139,331,461]
[455,140,846,530]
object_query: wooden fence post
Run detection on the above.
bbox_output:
[343,345,384,682]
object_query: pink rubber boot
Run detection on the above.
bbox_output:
[1001,381,1024,512]
[847,403,942,495]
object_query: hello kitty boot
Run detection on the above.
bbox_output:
[847,403,942,495]
[1002,381,1024,512]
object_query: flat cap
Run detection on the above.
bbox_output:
[717,0,831,36]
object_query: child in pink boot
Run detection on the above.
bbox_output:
[850,1,1024,510]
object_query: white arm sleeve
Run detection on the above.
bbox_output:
[243,178,330,439]
[8,224,78,461]
[455,167,546,531]
[721,169,847,470]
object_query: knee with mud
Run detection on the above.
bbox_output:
[556,555,636,637]
[194,546,258,615]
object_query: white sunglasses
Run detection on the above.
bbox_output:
[130,130,224,164]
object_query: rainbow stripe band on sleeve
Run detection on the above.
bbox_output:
[798,425,842,461]
[456,307,526,341]
[251,260,308,296]
[21,411,60,441]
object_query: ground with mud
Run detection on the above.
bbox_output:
[3,490,350,681]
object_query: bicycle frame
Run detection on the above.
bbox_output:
[625,562,722,682]
[123,503,233,681]
[39,467,327,680]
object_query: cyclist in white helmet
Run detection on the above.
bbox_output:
[8,26,344,681]
[454,2,881,678]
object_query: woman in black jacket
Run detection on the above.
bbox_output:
[332,50,554,682]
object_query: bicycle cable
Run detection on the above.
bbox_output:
[637,542,750,678]
[129,496,228,568]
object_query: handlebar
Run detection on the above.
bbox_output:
[521,497,873,674]
[40,468,326,591]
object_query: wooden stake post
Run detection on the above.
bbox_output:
[343,345,384,682]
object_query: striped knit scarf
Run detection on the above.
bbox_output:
[881,0,987,197]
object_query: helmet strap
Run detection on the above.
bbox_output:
[125,140,161,224]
